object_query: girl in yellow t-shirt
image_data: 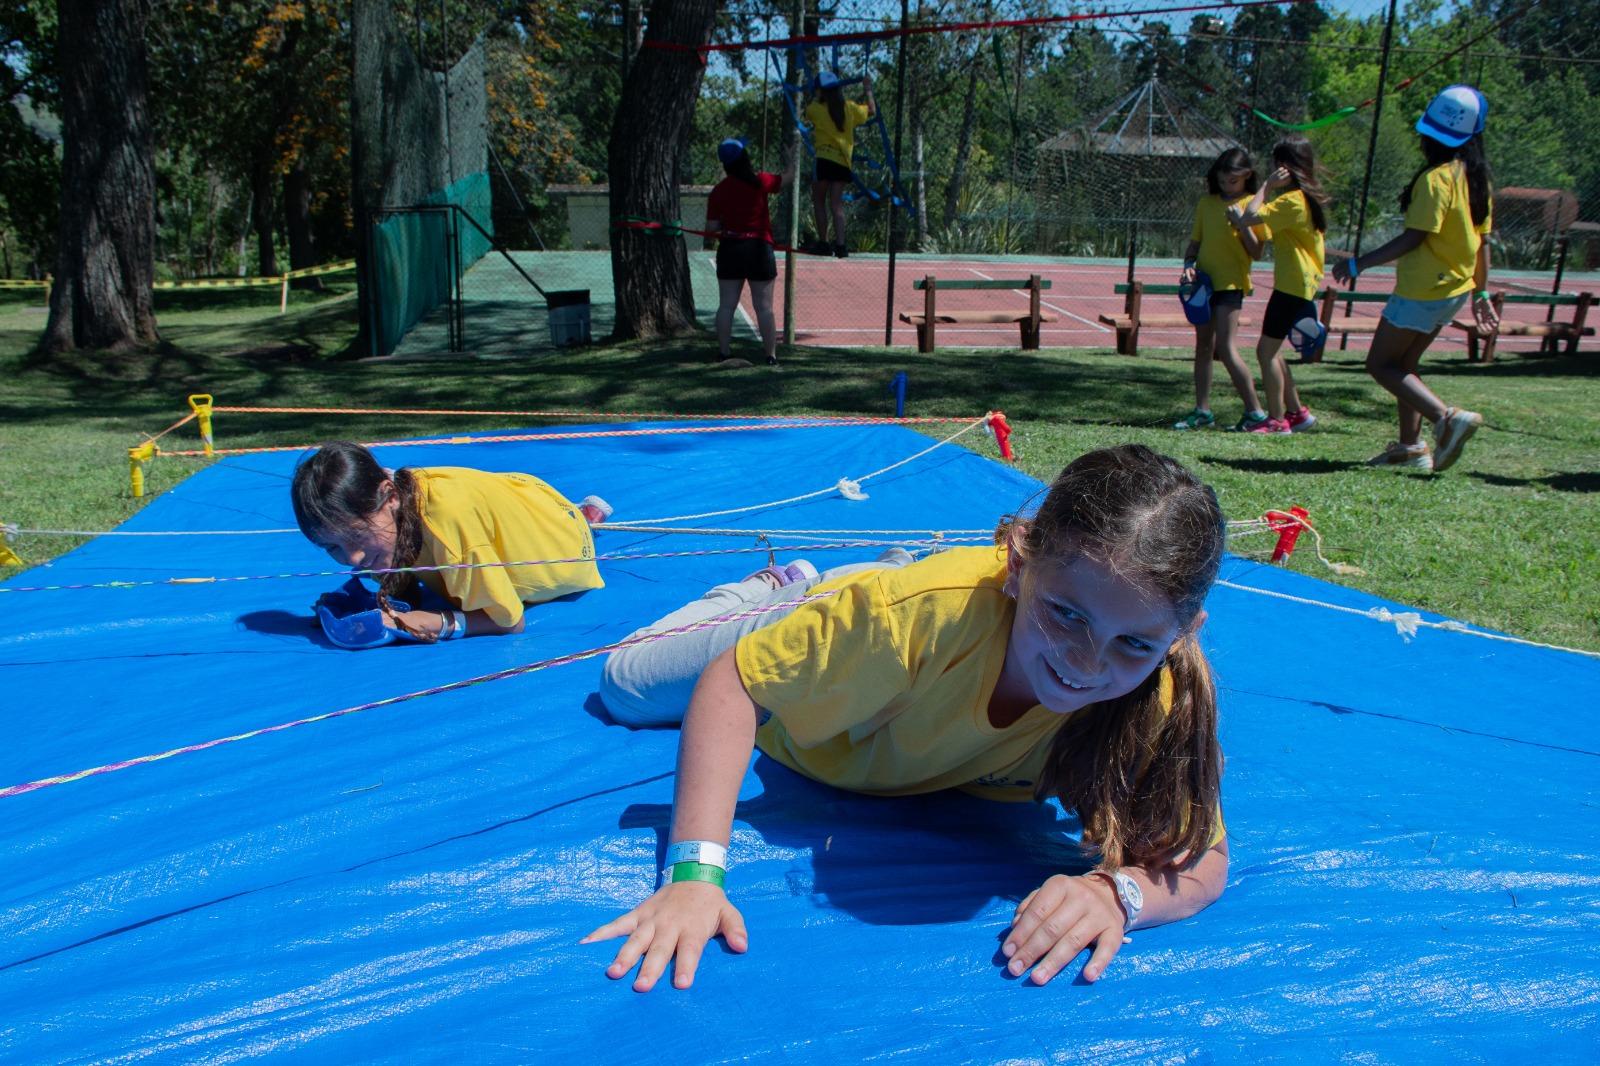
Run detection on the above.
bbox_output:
[291,441,608,642]
[1333,85,1496,473]
[586,445,1230,992]
[1175,148,1269,432]
[801,71,876,257]
[1228,136,1330,434]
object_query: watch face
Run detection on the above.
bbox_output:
[1124,877,1144,909]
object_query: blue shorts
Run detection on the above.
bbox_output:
[1381,293,1469,334]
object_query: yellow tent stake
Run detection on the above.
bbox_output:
[128,442,157,498]
[188,394,215,456]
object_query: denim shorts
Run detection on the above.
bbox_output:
[1381,293,1470,334]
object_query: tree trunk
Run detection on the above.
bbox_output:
[283,160,324,291]
[607,0,717,341]
[251,153,280,278]
[943,58,980,229]
[43,0,158,354]
[913,100,927,247]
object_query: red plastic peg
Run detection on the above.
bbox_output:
[988,411,1014,461]
[1266,507,1311,564]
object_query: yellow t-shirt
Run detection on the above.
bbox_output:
[736,547,1225,846]
[411,467,603,627]
[1191,193,1264,294]
[1395,161,1493,301]
[1257,189,1326,301]
[804,99,871,169]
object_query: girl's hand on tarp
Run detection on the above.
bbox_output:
[582,881,748,992]
[1002,873,1126,985]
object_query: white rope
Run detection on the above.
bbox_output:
[619,415,996,526]
[1217,579,1600,660]
[6,526,300,537]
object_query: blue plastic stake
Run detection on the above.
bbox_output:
[890,371,907,417]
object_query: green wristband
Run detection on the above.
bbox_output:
[1474,290,1491,302]
[667,861,725,888]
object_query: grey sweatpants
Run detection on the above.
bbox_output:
[599,548,916,727]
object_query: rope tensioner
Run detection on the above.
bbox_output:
[1266,506,1311,564]
[986,411,1014,461]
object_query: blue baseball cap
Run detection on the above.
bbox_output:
[1179,272,1213,327]
[817,71,842,89]
[1416,85,1487,148]
[717,137,748,165]
[1288,313,1327,362]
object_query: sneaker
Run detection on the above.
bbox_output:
[833,242,849,259]
[781,559,820,585]
[800,238,831,256]
[1231,411,1270,432]
[1366,441,1433,470]
[743,559,818,589]
[1173,408,1216,431]
[1431,407,1483,473]
[578,494,613,525]
[1286,406,1317,432]
[1247,416,1292,435]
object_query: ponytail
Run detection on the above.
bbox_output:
[1035,634,1222,871]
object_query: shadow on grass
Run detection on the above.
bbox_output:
[1470,470,1600,494]
[1202,456,1355,476]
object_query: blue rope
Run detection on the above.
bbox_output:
[777,40,911,213]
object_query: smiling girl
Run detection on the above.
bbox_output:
[587,444,1230,991]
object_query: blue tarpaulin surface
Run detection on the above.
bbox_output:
[3,422,1598,1062]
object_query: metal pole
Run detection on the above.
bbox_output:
[784,0,803,349]
[1341,0,1398,348]
[884,0,910,346]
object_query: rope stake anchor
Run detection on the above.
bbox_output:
[1266,507,1311,564]
[987,411,1014,461]
[188,394,215,457]
[128,442,157,498]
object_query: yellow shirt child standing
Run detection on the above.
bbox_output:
[804,99,871,169]
[1256,189,1325,301]
[1394,161,1494,302]
[1192,193,1265,293]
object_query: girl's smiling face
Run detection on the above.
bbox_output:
[313,483,399,572]
[1216,168,1251,198]
[996,549,1187,718]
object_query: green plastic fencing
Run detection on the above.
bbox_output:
[372,171,493,354]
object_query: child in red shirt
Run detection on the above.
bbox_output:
[707,138,791,367]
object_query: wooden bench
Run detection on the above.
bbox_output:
[1313,289,1596,363]
[898,274,1058,353]
[1448,291,1594,362]
[1102,282,1255,356]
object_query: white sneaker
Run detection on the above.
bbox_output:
[1431,408,1483,473]
[1366,441,1433,470]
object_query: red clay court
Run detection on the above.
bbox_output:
[716,251,1599,356]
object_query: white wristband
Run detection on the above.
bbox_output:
[442,610,467,640]
[665,840,727,870]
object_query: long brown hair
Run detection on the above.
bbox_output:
[1272,136,1331,233]
[290,441,433,639]
[1401,133,1493,226]
[820,83,846,130]
[1002,445,1226,872]
[1205,147,1258,197]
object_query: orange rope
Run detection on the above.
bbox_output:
[208,405,972,424]
[158,418,967,459]
[142,411,198,444]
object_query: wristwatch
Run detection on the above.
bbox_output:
[1095,869,1144,930]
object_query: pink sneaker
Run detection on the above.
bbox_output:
[1247,416,1292,435]
[1286,406,1317,432]
[578,494,613,525]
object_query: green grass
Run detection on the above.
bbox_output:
[1,287,1596,652]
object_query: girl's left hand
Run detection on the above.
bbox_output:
[1266,165,1293,190]
[1002,873,1127,985]
[1473,294,1500,334]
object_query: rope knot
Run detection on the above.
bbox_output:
[836,478,868,501]
[1368,607,1423,641]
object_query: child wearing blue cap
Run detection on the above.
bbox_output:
[1333,85,1496,473]
[707,137,792,367]
[1174,148,1269,432]
[801,71,876,257]
[1227,136,1329,434]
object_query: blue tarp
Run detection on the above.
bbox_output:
[4,422,1597,1062]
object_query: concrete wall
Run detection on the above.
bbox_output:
[545,185,714,250]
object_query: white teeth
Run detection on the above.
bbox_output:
[1051,663,1088,690]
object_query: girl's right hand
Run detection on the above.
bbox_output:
[1180,263,1196,284]
[581,881,748,992]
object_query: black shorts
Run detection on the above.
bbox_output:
[814,158,853,183]
[1209,289,1245,312]
[1262,290,1318,339]
[715,237,777,281]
